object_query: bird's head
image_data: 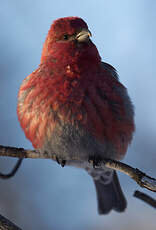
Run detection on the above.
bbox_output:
[47,16,91,43]
[41,17,101,64]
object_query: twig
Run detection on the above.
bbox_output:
[101,159,156,192]
[0,214,22,230]
[0,158,23,179]
[134,190,156,208]
[0,145,156,192]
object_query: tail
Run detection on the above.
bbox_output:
[93,171,127,214]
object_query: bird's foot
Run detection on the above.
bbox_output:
[55,156,66,167]
[88,155,102,169]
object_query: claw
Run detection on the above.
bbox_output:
[56,156,60,165]
[55,156,66,167]
[89,155,101,169]
[60,160,66,167]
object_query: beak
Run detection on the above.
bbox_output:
[76,29,92,42]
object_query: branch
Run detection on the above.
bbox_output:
[0,159,23,179]
[102,159,156,192]
[0,145,156,192]
[0,214,22,230]
[134,190,156,208]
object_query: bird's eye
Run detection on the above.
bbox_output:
[63,34,69,40]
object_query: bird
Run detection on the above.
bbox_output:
[17,16,135,214]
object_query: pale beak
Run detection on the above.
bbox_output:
[76,29,92,42]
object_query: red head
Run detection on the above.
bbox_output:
[48,16,88,40]
[41,17,101,66]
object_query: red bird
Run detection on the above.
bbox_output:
[17,17,135,214]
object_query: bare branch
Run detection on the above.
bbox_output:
[0,145,156,192]
[0,159,23,179]
[0,145,42,159]
[134,190,156,208]
[0,214,22,230]
[101,159,156,192]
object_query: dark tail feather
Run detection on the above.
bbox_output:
[93,171,127,214]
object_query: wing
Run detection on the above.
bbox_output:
[101,62,119,80]
[101,61,134,121]
[81,61,135,159]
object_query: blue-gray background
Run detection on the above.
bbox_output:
[0,1,156,229]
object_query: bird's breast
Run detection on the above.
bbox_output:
[18,64,134,161]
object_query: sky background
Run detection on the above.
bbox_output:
[0,1,156,229]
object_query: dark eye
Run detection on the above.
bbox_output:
[63,34,69,40]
